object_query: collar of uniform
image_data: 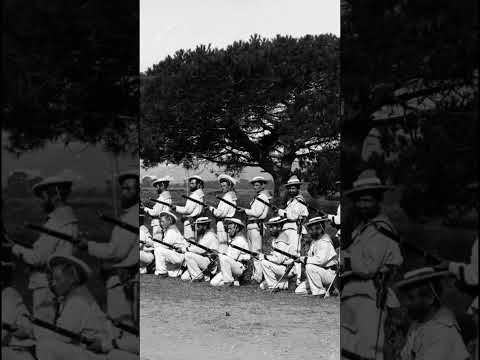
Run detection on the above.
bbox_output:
[314,234,332,243]
[427,306,459,328]
[59,284,89,307]
[190,189,204,196]
[48,205,77,223]
[224,190,237,200]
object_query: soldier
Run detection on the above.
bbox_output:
[276,175,309,285]
[258,216,297,291]
[210,218,250,287]
[395,267,469,360]
[340,169,403,360]
[35,254,137,360]
[237,175,270,284]
[143,176,172,241]
[295,216,338,296]
[180,217,219,281]
[208,174,237,252]
[153,211,187,277]
[76,170,139,324]
[139,209,154,274]
[11,175,78,337]
[2,260,35,360]
[175,175,205,239]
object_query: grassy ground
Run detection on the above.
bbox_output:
[3,195,115,311]
[140,275,339,360]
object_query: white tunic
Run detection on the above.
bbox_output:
[144,191,172,219]
[212,191,237,219]
[175,189,204,219]
[244,190,270,230]
[279,195,309,233]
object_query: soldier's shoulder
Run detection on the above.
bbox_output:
[369,215,399,240]
[258,191,270,200]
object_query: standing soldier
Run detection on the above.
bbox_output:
[153,211,187,277]
[181,217,219,281]
[340,169,403,360]
[11,175,78,338]
[258,216,297,291]
[209,174,237,252]
[295,216,338,296]
[237,176,270,284]
[143,176,172,241]
[276,175,309,285]
[210,218,250,287]
[175,175,204,239]
[76,170,139,325]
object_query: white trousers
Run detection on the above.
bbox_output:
[184,252,210,279]
[106,275,132,323]
[183,220,195,240]
[295,264,336,295]
[341,295,386,360]
[36,338,105,360]
[216,221,228,253]
[247,228,263,282]
[261,260,290,290]
[154,247,185,277]
[210,255,245,286]
[139,251,154,266]
[284,230,302,280]
[32,286,57,340]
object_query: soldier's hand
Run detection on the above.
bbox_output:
[277,209,286,217]
[75,237,88,250]
[433,261,449,271]
[86,337,106,353]
[257,253,265,260]
[236,207,245,213]
[297,256,307,264]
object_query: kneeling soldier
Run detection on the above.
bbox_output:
[153,211,186,277]
[210,218,250,287]
[139,209,154,274]
[395,267,469,360]
[295,216,337,296]
[181,217,219,281]
[258,216,297,291]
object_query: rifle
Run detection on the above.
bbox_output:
[295,199,328,217]
[29,317,94,345]
[181,195,209,208]
[141,237,181,252]
[255,196,278,211]
[108,317,139,336]
[148,198,173,208]
[229,243,283,266]
[98,212,139,234]
[185,238,219,255]
[24,223,78,245]
[2,322,17,332]
[215,196,242,211]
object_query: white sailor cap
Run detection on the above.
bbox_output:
[159,210,178,223]
[284,175,303,187]
[188,175,203,183]
[224,217,245,228]
[306,216,330,227]
[32,175,73,197]
[266,216,287,226]
[152,176,172,186]
[344,169,391,197]
[218,174,237,186]
[195,217,212,225]
[118,170,139,184]
[395,267,451,289]
[47,255,92,283]
[250,176,268,184]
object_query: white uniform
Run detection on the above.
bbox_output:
[175,189,204,239]
[295,234,337,295]
[144,190,172,227]
[35,285,133,360]
[210,234,250,286]
[328,204,341,227]
[139,225,154,272]
[260,231,296,290]
[211,191,237,252]
[341,214,403,360]
[87,204,138,323]
[278,194,309,280]
[182,230,219,281]
[154,225,186,277]
[12,205,78,338]
[400,307,469,360]
[448,237,478,286]
[244,190,270,282]
[2,287,35,360]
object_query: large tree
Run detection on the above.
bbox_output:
[141,34,339,192]
[341,0,478,217]
[2,0,139,155]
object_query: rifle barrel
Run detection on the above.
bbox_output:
[98,213,139,234]
[25,223,76,243]
[181,195,207,208]
[30,317,91,345]
[149,198,172,207]
[215,196,240,210]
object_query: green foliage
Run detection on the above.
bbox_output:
[2,0,139,154]
[141,34,340,189]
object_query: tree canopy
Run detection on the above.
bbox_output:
[2,0,139,155]
[141,34,340,191]
[341,0,478,218]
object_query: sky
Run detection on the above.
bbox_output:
[140,0,340,72]
[140,0,340,179]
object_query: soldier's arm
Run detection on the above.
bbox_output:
[244,198,265,217]
[12,234,57,266]
[307,242,336,266]
[175,200,194,215]
[88,233,135,261]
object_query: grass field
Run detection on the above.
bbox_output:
[3,195,116,311]
[140,276,339,360]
